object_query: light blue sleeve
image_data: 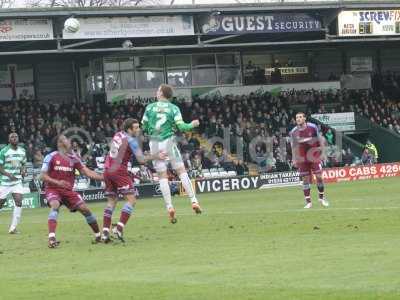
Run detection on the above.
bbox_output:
[128,137,139,153]
[41,152,55,172]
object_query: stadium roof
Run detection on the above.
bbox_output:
[1,1,400,18]
[1,0,400,57]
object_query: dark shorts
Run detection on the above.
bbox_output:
[104,171,136,198]
[297,161,322,177]
[45,189,84,212]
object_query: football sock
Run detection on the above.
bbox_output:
[159,178,173,210]
[85,213,100,234]
[317,181,325,200]
[103,206,114,231]
[303,183,311,203]
[10,206,22,230]
[48,208,58,237]
[117,203,134,233]
[179,172,197,203]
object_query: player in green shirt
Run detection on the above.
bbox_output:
[0,133,27,234]
[142,84,201,223]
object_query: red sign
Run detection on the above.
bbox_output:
[321,163,400,183]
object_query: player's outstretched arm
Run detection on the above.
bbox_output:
[176,119,200,132]
[80,166,104,181]
[135,149,167,164]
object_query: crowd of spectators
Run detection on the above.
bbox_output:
[1,80,399,181]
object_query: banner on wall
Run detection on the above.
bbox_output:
[195,172,301,193]
[340,73,371,90]
[40,184,163,206]
[0,64,35,101]
[194,163,400,193]
[63,16,194,39]
[312,112,355,131]
[1,192,40,211]
[108,81,341,103]
[199,13,322,35]
[321,163,400,183]
[265,66,309,76]
[107,88,192,104]
[192,81,340,99]
[338,10,400,36]
[37,162,400,203]
[350,57,373,72]
[0,19,53,41]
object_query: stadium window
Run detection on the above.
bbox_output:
[104,57,120,72]
[166,55,191,87]
[192,54,217,86]
[105,72,121,91]
[242,53,272,85]
[119,57,134,72]
[120,71,135,90]
[216,53,241,85]
[89,58,104,93]
[104,57,134,90]
[119,57,135,90]
[135,56,165,89]
[273,52,307,68]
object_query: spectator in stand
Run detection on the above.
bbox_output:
[188,134,200,151]
[324,128,335,146]
[361,148,374,165]
[342,148,355,166]
[365,140,378,163]
[190,153,203,178]
[26,142,35,163]
[138,165,153,183]
[234,160,244,176]
[33,149,44,169]
[328,72,338,81]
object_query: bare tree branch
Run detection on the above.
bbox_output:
[0,0,15,8]
[25,0,161,7]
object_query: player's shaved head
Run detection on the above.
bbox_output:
[9,132,19,146]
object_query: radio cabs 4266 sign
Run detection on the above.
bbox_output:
[338,10,400,36]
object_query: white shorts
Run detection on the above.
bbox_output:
[149,137,184,173]
[0,183,25,199]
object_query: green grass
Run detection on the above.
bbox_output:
[1,178,400,300]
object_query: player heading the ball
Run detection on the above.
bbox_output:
[141,84,201,224]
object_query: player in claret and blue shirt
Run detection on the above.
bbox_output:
[289,112,330,209]
[41,135,104,248]
[101,118,166,243]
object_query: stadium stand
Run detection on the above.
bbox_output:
[1,78,400,184]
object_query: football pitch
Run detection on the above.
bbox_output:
[0,178,399,300]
